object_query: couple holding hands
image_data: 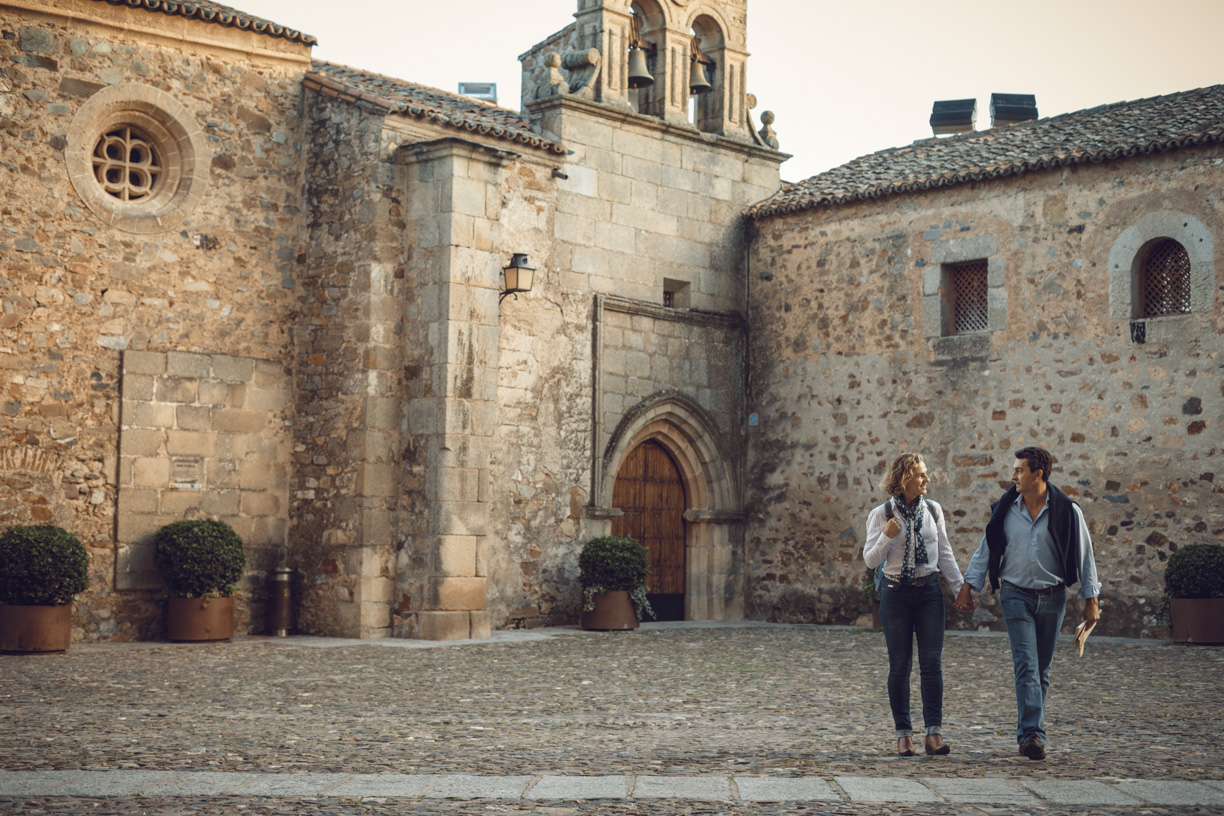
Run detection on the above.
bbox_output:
[863,447,1101,761]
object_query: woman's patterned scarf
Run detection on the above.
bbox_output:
[892,495,929,584]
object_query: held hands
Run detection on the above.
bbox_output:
[953,583,975,614]
[883,518,902,538]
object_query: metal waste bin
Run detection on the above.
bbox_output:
[268,566,294,637]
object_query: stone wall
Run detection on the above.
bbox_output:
[291,89,400,638]
[487,93,782,628]
[115,350,291,636]
[0,1,308,640]
[745,147,1224,638]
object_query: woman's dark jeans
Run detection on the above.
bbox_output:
[879,578,946,737]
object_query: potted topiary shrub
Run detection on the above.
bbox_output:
[154,519,246,642]
[861,567,881,629]
[0,524,89,653]
[1163,542,1224,644]
[578,535,655,630]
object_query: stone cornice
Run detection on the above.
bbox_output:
[4,0,313,67]
[527,93,789,165]
[599,294,744,331]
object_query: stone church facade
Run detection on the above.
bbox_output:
[0,0,1218,642]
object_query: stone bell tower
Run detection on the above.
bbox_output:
[524,0,758,142]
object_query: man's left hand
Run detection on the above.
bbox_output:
[1084,597,1100,626]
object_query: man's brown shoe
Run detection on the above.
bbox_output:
[1019,736,1046,760]
[924,734,951,755]
[897,737,916,756]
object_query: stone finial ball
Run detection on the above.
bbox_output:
[761,110,775,125]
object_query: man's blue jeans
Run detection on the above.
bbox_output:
[880,579,946,737]
[1000,583,1066,745]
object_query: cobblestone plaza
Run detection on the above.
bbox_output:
[3,623,1222,814]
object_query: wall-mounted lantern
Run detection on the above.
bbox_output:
[500,253,535,304]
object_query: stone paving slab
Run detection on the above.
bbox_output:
[238,772,347,796]
[0,771,84,796]
[836,776,940,802]
[1020,779,1144,805]
[425,773,534,799]
[734,775,838,801]
[52,770,181,796]
[528,774,627,799]
[632,775,731,799]
[1114,779,1224,805]
[140,771,262,795]
[924,776,1036,804]
[323,773,436,797]
[4,770,1224,806]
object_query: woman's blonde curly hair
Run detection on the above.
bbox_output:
[879,452,925,496]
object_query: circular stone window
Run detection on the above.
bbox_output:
[65,83,210,234]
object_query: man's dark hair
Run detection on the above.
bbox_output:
[1014,446,1052,483]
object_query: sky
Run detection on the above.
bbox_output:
[233,0,1224,183]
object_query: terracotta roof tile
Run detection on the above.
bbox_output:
[90,0,317,45]
[748,84,1224,219]
[309,62,565,155]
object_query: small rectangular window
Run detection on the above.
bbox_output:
[1141,239,1192,317]
[662,278,690,309]
[948,259,989,334]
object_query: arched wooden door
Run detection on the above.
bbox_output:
[611,440,687,621]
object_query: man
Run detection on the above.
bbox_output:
[956,447,1101,761]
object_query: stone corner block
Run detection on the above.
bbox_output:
[416,610,472,641]
[121,350,166,375]
[430,577,487,611]
[469,610,491,639]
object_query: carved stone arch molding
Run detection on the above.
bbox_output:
[685,5,734,47]
[593,390,744,621]
[600,389,738,512]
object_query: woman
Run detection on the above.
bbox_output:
[864,452,965,756]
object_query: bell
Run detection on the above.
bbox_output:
[627,46,654,89]
[689,60,712,95]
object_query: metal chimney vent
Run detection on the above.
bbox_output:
[929,99,977,136]
[458,82,497,105]
[990,93,1037,127]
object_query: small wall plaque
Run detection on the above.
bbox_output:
[169,455,205,490]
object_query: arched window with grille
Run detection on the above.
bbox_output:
[1138,238,1192,318]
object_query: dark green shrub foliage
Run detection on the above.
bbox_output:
[578,535,654,620]
[1163,542,1224,600]
[579,535,650,591]
[154,520,246,598]
[0,524,89,605]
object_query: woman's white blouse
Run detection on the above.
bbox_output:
[863,499,965,592]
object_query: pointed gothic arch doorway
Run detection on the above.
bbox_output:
[611,439,687,621]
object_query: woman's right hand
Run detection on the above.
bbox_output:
[883,518,901,538]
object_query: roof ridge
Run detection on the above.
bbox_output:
[311,60,516,116]
[308,61,566,156]
[90,0,317,45]
[749,83,1224,219]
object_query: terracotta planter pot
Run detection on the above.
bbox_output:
[580,590,640,631]
[0,604,72,653]
[167,596,234,642]
[1170,598,1224,644]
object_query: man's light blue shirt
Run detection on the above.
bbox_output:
[963,491,1101,599]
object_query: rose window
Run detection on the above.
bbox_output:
[92,125,163,202]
